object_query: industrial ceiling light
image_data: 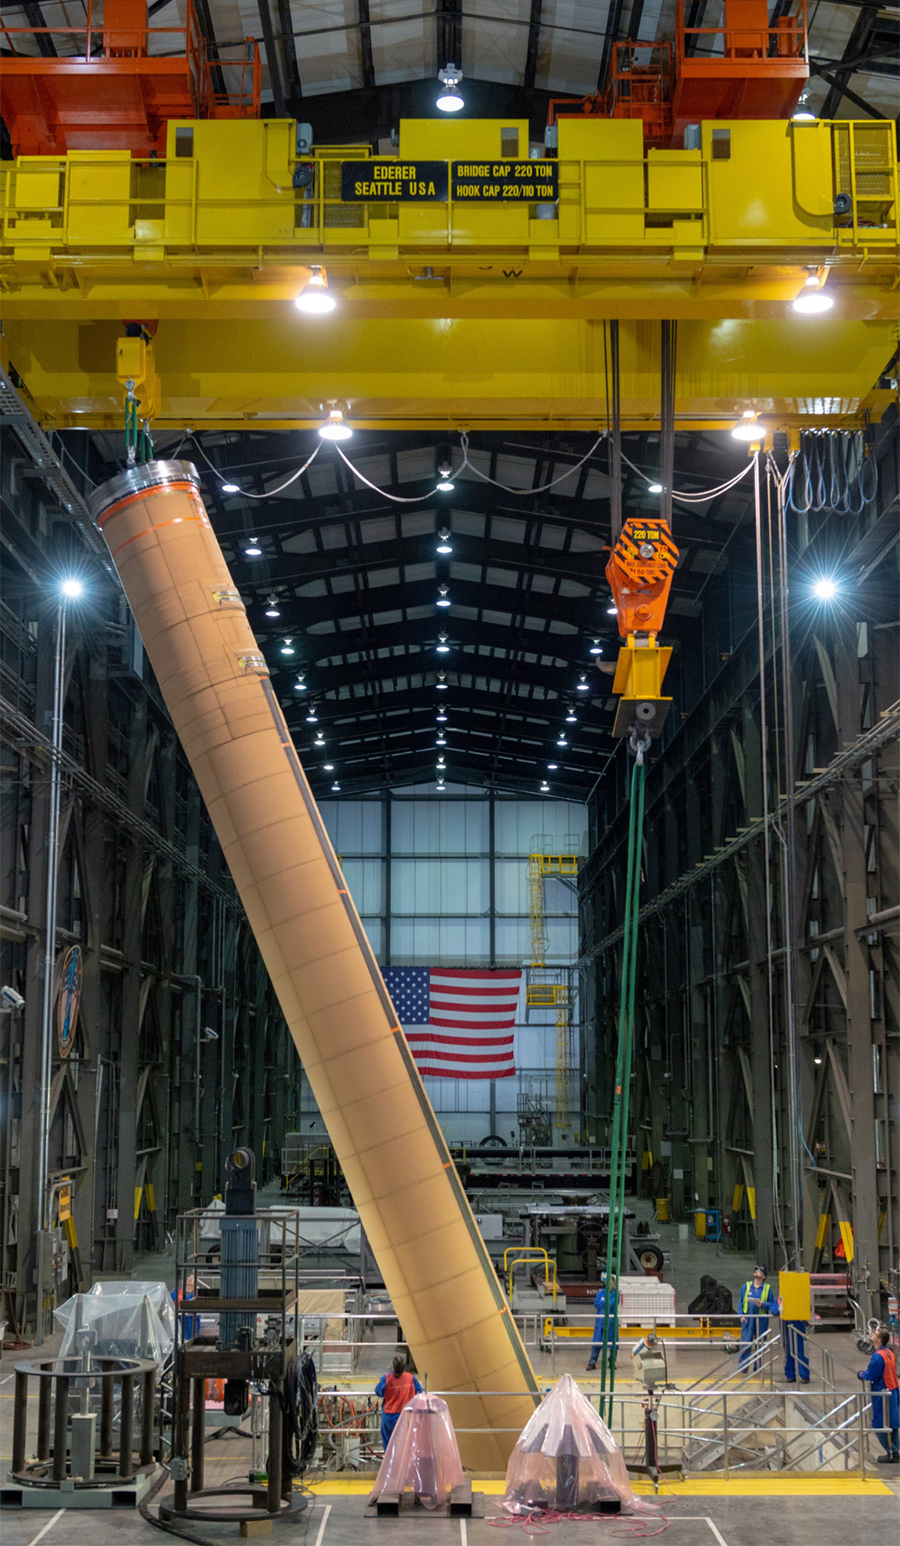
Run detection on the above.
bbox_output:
[436,585,451,607]
[436,779,446,791]
[812,576,839,601]
[436,465,455,493]
[221,481,241,494]
[331,780,341,792]
[265,597,281,617]
[436,672,448,689]
[318,408,353,441]
[244,537,262,556]
[280,638,295,655]
[588,639,603,655]
[647,482,663,494]
[547,762,558,770]
[576,673,590,692]
[792,272,834,315]
[295,265,336,314]
[306,709,318,723]
[436,735,447,746]
[314,734,326,746]
[60,577,84,600]
[565,710,577,723]
[436,709,448,722]
[436,64,464,112]
[436,633,450,654]
[606,601,618,615]
[294,675,307,691]
[792,95,816,122]
[436,528,453,553]
[557,735,568,747]
[540,780,550,792]
[731,411,761,442]
[324,762,334,771]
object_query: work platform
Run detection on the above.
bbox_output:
[1,115,896,432]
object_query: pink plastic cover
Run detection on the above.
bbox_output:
[369,1393,466,1510]
[502,1373,653,1516]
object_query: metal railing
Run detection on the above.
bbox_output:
[675,0,809,62]
[174,1294,882,1480]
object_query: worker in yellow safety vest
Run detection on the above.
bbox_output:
[738,1265,776,1371]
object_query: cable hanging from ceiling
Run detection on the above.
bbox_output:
[456,429,606,493]
[783,429,878,516]
[620,446,759,504]
[191,435,323,498]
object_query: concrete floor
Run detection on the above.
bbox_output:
[2,1189,897,1543]
[0,1474,896,1546]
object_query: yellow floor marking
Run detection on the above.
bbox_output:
[304,1477,893,1498]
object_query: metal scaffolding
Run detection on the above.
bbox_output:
[527,852,581,1132]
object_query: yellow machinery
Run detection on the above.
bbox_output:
[1,115,897,432]
[526,854,580,1130]
[778,1271,812,1321]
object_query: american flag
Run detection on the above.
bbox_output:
[383,968,521,1079]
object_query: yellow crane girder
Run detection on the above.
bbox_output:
[1,116,897,431]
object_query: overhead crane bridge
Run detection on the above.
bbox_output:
[0,115,896,435]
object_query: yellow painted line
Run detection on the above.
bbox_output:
[303,1477,894,1497]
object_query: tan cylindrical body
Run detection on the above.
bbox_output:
[91,462,538,1466]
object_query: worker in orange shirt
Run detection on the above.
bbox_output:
[375,1355,423,1450]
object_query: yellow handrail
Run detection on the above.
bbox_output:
[505,1247,558,1306]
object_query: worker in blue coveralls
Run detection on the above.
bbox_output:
[778,1290,810,1384]
[857,1327,900,1464]
[738,1265,776,1371]
[586,1273,618,1372]
[375,1354,423,1451]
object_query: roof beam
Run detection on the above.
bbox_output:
[811,65,888,119]
[256,593,710,660]
[276,0,303,99]
[682,0,706,59]
[437,0,463,71]
[281,77,558,142]
[597,0,626,90]
[524,0,543,91]
[21,1,57,58]
[357,0,376,91]
[256,0,286,117]
[819,6,877,119]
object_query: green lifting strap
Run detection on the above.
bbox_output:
[598,743,648,1421]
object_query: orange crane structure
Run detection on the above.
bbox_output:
[0,0,260,157]
[605,517,679,742]
[549,0,809,149]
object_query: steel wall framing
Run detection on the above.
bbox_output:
[580,413,899,1319]
[295,786,585,1146]
[0,425,301,1331]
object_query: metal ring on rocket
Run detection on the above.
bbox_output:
[88,460,201,524]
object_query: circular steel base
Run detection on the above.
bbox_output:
[158,1485,307,1525]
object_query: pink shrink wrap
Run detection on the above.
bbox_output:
[369,1394,465,1509]
[90,462,538,1467]
[502,1373,654,1517]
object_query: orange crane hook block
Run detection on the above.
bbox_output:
[605,516,678,740]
